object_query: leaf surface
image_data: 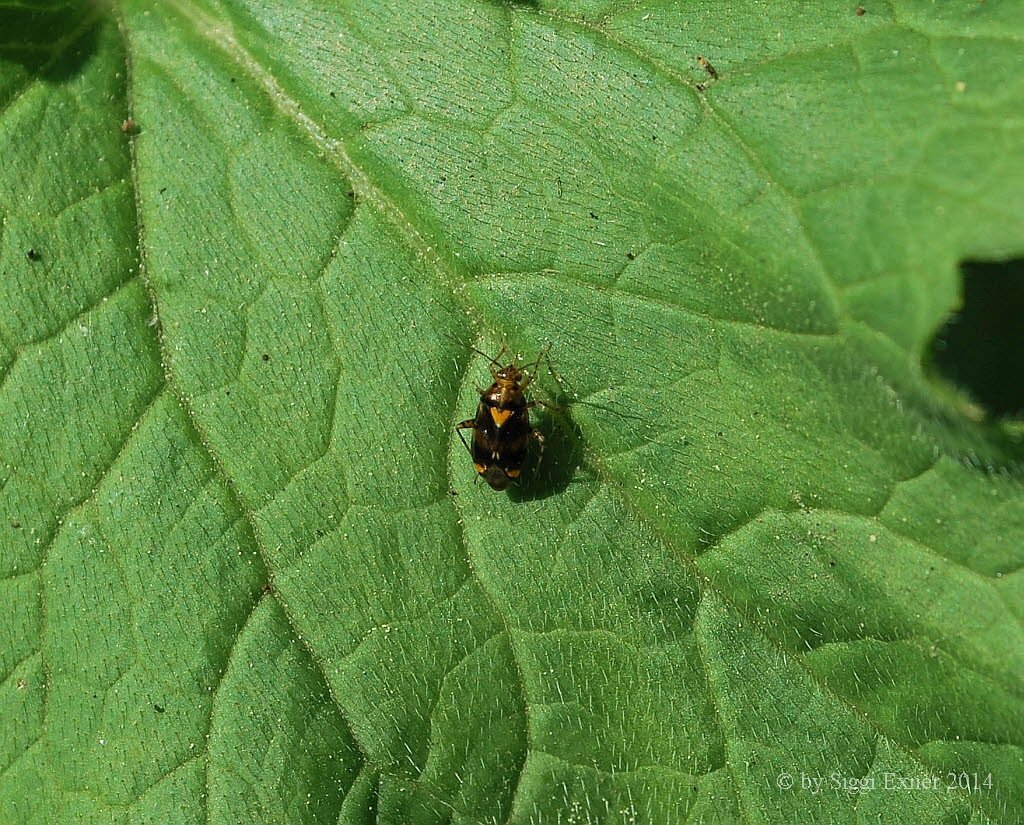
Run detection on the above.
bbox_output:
[1,1,1023,823]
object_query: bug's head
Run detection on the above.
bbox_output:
[495,363,525,386]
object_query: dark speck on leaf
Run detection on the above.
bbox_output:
[11,522,20,529]
[159,187,167,194]
[589,211,598,219]
[855,5,866,14]
[329,91,336,98]
[829,559,836,567]
[626,252,636,260]
[262,353,270,362]
[26,248,40,261]
[154,704,165,713]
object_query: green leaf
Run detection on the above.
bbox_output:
[2,0,1023,823]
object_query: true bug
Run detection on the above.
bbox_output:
[456,345,549,490]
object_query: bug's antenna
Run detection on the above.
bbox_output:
[469,343,505,368]
[443,332,506,368]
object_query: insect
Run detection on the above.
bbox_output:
[696,55,719,80]
[456,345,550,490]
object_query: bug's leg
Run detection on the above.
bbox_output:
[541,345,572,402]
[455,420,476,457]
[520,343,553,389]
[530,428,546,468]
[530,344,548,375]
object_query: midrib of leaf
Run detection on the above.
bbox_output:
[120,2,1012,823]
[111,5,505,823]
[138,1,541,818]
[135,8,541,816]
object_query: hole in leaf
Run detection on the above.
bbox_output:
[928,258,1024,419]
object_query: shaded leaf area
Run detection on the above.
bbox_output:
[1,0,1022,823]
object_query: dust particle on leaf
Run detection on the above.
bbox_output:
[855,5,866,14]
[121,117,137,133]
[153,704,165,713]
[26,248,40,261]
[262,353,270,362]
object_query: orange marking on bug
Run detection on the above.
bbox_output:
[489,407,513,427]
[505,468,521,478]
[473,463,487,475]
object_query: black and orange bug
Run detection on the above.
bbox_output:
[456,344,550,490]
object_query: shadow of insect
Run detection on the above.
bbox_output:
[507,381,587,502]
